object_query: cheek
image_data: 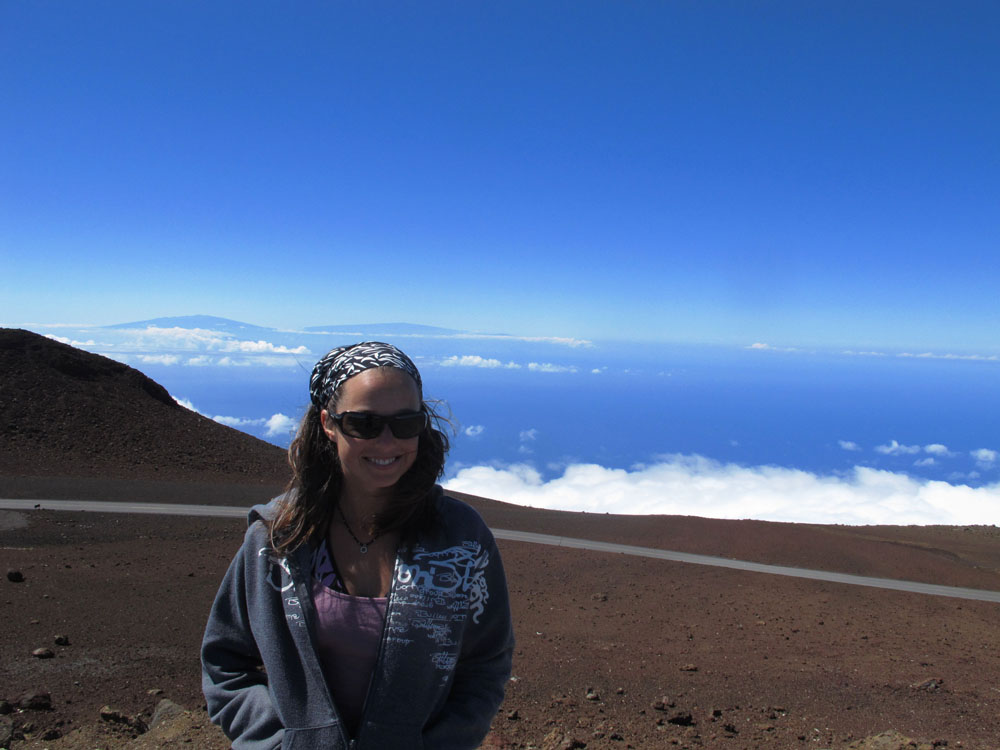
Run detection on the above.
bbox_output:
[328,432,348,455]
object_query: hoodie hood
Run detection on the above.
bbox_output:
[249,495,286,526]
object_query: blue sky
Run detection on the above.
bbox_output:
[3,1,998,350]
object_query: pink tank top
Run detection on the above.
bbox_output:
[310,577,388,737]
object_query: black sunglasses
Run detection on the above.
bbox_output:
[330,410,428,440]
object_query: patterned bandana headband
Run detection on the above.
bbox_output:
[309,341,422,409]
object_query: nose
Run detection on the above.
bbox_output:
[373,423,396,442]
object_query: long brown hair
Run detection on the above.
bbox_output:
[268,374,450,557]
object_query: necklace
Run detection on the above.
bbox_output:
[338,505,380,554]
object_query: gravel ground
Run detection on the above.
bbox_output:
[3,485,1000,749]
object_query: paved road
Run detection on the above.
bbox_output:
[4,498,1000,604]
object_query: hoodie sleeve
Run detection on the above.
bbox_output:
[421,531,515,749]
[201,529,285,750]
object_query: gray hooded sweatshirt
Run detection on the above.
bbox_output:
[201,488,514,749]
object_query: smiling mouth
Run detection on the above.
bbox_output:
[366,457,399,467]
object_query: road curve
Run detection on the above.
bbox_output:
[3,498,1000,604]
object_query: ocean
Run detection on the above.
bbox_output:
[38,322,1000,524]
[143,342,1000,486]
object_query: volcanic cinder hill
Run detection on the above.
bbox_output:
[2,328,1000,749]
[0,328,289,486]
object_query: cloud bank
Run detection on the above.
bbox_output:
[445,455,1000,526]
[441,355,520,369]
[55,325,312,368]
[439,355,579,373]
[174,396,296,439]
[527,362,577,373]
[116,326,307,353]
[746,342,803,353]
[45,335,97,347]
[210,413,297,437]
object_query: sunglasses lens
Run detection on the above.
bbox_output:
[339,413,382,439]
[388,412,427,439]
[336,411,426,439]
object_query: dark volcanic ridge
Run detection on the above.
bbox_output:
[0,328,289,484]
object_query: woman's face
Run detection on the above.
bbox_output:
[320,367,422,501]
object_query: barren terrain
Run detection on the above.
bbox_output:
[3,329,1000,749]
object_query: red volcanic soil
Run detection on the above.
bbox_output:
[2,329,1000,749]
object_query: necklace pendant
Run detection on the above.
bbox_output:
[359,544,368,554]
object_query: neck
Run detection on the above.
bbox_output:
[337,488,392,532]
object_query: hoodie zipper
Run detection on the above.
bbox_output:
[287,547,353,748]
[352,547,401,748]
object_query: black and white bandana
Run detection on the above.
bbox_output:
[309,341,422,408]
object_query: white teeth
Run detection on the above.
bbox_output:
[367,457,397,466]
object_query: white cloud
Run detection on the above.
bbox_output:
[591,367,606,374]
[119,325,229,350]
[842,350,888,357]
[45,335,96,347]
[823,348,1000,362]
[218,339,309,354]
[216,356,253,367]
[914,457,936,467]
[898,351,1000,362]
[265,413,298,437]
[874,439,921,456]
[440,355,521,369]
[173,397,201,413]
[747,342,801,352]
[971,448,998,468]
[445,456,1000,525]
[838,440,861,452]
[117,326,309,359]
[924,444,951,456]
[527,362,578,373]
[464,425,485,437]
[438,356,578,373]
[204,412,297,438]
[517,429,537,454]
[213,356,300,368]
[138,354,181,365]
[185,355,213,366]
[213,415,265,428]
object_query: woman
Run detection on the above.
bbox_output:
[201,342,514,749]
